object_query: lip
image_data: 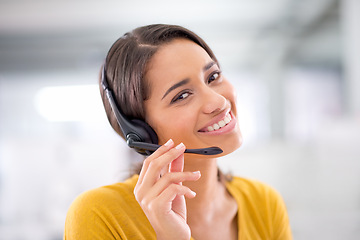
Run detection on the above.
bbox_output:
[198,111,237,135]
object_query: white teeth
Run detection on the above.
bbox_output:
[205,113,232,132]
[224,116,231,124]
[218,120,225,128]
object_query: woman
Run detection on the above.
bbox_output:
[64,24,292,240]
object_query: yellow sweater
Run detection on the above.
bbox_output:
[64,175,292,240]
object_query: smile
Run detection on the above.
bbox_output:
[206,113,231,132]
[198,111,235,133]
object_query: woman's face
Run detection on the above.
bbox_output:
[144,38,242,157]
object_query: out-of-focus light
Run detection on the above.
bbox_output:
[34,85,105,122]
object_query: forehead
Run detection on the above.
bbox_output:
[145,39,213,92]
[151,38,211,65]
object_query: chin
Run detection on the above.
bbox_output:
[186,131,243,159]
[218,133,243,157]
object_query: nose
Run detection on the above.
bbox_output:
[201,88,227,114]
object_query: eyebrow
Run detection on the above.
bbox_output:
[161,61,217,100]
[203,61,217,71]
[162,79,190,100]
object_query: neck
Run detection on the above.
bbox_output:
[183,156,222,214]
[182,156,238,240]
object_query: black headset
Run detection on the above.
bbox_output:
[101,64,223,156]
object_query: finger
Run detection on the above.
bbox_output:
[137,143,186,195]
[143,171,201,202]
[150,183,196,214]
[137,139,174,186]
[143,143,186,185]
[169,144,185,173]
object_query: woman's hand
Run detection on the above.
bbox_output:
[133,139,201,240]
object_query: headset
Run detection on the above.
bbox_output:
[101,64,223,156]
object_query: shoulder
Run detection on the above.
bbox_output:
[227,176,289,224]
[64,175,145,239]
[228,176,284,202]
[69,175,139,212]
[228,176,292,239]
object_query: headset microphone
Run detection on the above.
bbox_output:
[127,139,223,155]
[101,64,223,156]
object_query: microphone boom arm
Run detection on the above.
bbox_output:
[127,138,223,155]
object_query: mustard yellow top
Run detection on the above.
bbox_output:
[64,175,292,240]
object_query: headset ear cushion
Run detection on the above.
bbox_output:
[131,119,158,145]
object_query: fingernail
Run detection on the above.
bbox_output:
[193,171,201,176]
[191,190,196,197]
[175,142,185,150]
[164,139,173,146]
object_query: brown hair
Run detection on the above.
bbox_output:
[99,24,219,139]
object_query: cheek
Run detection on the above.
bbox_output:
[149,111,196,145]
[223,80,237,113]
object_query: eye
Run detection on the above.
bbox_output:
[207,71,222,84]
[171,90,192,104]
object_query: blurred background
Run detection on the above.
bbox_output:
[1,0,359,239]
